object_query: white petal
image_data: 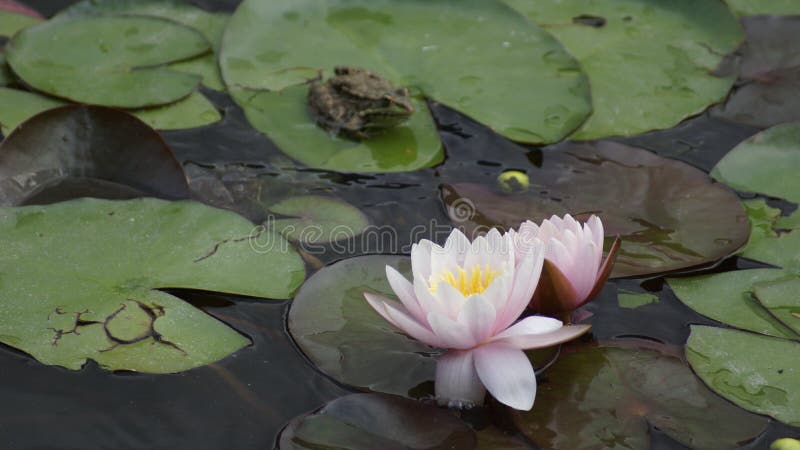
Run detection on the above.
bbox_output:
[364,292,445,348]
[428,311,476,349]
[492,321,591,350]
[495,240,544,333]
[411,240,433,281]
[431,281,468,319]
[457,295,496,345]
[444,228,472,266]
[386,266,427,324]
[435,350,486,408]
[587,215,605,252]
[474,343,536,410]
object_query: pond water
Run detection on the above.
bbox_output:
[1,0,799,449]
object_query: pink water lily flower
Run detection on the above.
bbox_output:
[513,214,620,319]
[364,228,590,411]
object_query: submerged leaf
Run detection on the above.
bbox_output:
[267,195,369,244]
[0,198,305,372]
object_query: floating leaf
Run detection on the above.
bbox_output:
[0,8,40,38]
[277,393,476,450]
[617,291,658,309]
[231,87,442,172]
[267,195,369,244]
[288,255,437,397]
[512,341,769,450]
[0,105,189,205]
[737,198,800,271]
[0,0,41,19]
[6,16,209,108]
[0,53,12,86]
[712,123,800,204]
[0,197,305,372]
[668,269,797,339]
[0,87,65,134]
[476,426,533,450]
[502,0,742,140]
[724,0,800,16]
[777,210,800,230]
[687,325,800,426]
[441,141,749,277]
[713,17,800,128]
[220,0,591,144]
[58,0,228,91]
[754,278,800,336]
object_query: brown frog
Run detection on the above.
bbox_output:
[307,66,415,140]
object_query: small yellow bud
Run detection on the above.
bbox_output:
[772,438,800,450]
[497,170,529,194]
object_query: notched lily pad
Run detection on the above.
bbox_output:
[441,141,749,277]
[687,325,800,426]
[6,15,210,108]
[0,197,306,372]
[278,393,476,450]
[221,0,591,145]
[0,105,189,206]
[737,198,800,271]
[512,340,769,450]
[267,195,370,244]
[503,0,743,139]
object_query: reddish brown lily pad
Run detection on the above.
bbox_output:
[511,340,769,450]
[440,141,749,278]
[0,105,190,206]
[0,0,41,18]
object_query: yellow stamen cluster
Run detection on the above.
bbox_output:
[429,264,499,297]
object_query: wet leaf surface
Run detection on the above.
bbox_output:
[753,278,800,336]
[278,393,476,450]
[687,325,800,426]
[724,0,800,17]
[713,17,800,128]
[737,198,800,271]
[512,340,769,450]
[617,291,659,309]
[231,87,443,173]
[669,269,797,339]
[0,197,305,372]
[0,105,190,205]
[6,15,209,107]
[441,141,749,278]
[503,0,742,140]
[220,0,591,145]
[267,195,370,244]
[0,86,65,134]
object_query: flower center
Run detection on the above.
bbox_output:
[429,264,499,297]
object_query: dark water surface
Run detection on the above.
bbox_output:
[5,1,799,449]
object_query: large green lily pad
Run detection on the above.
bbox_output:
[503,0,742,140]
[724,0,800,16]
[441,141,749,278]
[0,87,64,134]
[58,0,228,91]
[0,197,305,372]
[0,105,190,205]
[687,325,800,426]
[277,393,476,450]
[512,341,769,450]
[668,269,798,339]
[267,195,370,244]
[220,0,592,145]
[754,278,800,336]
[288,255,438,397]
[737,199,800,271]
[713,17,800,128]
[232,87,443,173]
[712,123,800,204]
[0,8,40,38]
[6,15,209,108]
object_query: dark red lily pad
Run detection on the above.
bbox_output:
[0,0,41,18]
[277,393,476,450]
[713,16,800,128]
[0,105,190,205]
[511,340,769,450]
[440,141,749,278]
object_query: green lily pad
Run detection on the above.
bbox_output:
[0,53,12,86]
[738,198,800,271]
[712,123,800,204]
[512,341,769,450]
[687,325,800,426]
[0,197,305,372]
[668,269,798,339]
[0,87,220,133]
[724,0,800,16]
[713,17,800,128]
[58,0,228,91]
[777,210,800,230]
[231,86,443,173]
[220,0,592,145]
[267,195,370,244]
[617,291,659,309]
[288,255,437,397]
[277,393,476,450]
[0,8,40,38]
[503,0,742,140]
[754,278,800,336]
[6,15,209,108]
[441,141,749,278]
[0,105,190,205]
